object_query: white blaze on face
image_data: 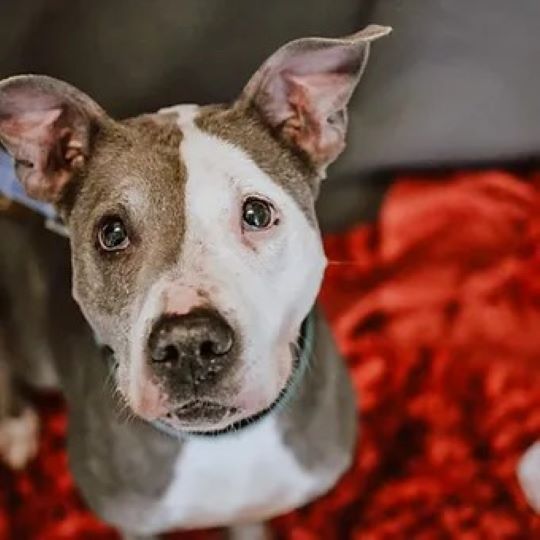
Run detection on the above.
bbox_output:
[126,105,326,419]
[177,116,326,411]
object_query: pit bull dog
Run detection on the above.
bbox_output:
[0,25,391,538]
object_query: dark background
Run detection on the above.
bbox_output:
[1,0,539,230]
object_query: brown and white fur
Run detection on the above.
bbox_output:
[0,26,391,538]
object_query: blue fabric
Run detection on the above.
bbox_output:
[0,150,57,219]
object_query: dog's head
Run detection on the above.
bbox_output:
[0,26,390,432]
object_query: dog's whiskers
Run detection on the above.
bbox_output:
[327,259,368,267]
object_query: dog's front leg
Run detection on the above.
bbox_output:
[0,335,40,470]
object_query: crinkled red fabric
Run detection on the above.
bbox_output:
[1,170,540,539]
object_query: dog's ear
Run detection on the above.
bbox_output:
[0,75,105,203]
[239,25,391,177]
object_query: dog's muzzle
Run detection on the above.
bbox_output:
[101,310,315,439]
[152,309,315,438]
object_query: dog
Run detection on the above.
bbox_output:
[0,25,391,539]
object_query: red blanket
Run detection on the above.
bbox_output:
[1,170,539,539]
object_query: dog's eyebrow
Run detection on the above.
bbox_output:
[118,180,149,213]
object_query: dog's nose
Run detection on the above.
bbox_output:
[148,309,234,385]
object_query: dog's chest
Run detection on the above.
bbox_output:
[159,416,326,528]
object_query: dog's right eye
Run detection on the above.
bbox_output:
[97,217,130,252]
[242,197,275,231]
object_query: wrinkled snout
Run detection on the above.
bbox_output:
[148,308,235,388]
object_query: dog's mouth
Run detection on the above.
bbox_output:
[170,400,238,422]
[154,399,241,434]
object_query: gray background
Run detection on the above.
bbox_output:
[1,0,539,230]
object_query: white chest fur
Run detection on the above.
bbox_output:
[158,415,330,529]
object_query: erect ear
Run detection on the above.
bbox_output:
[0,75,105,203]
[239,25,392,177]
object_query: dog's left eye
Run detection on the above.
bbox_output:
[242,198,275,231]
[97,217,130,251]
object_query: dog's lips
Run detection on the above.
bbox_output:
[176,400,237,417]
[168,400,238,423]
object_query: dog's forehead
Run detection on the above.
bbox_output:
[193,105,317,218]
[153,104,317,222]
[82,105,316,222]
[81,113,185,207]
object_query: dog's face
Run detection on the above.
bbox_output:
[0,26,390,432]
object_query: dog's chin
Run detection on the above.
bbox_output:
[159,399,249,434]
[156,376,292,435]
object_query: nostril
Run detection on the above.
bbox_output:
[199,340,216,360]
[199,333,233,359]
[152,344,179,365]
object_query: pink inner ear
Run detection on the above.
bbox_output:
[0,75,105,203]
[265,45,364,171]
[285,71,355,119]
[255,45,362,129]
[277,69,354,168]
[0,107,72,202]
[281,45,362,77]
[1,108,62,142]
